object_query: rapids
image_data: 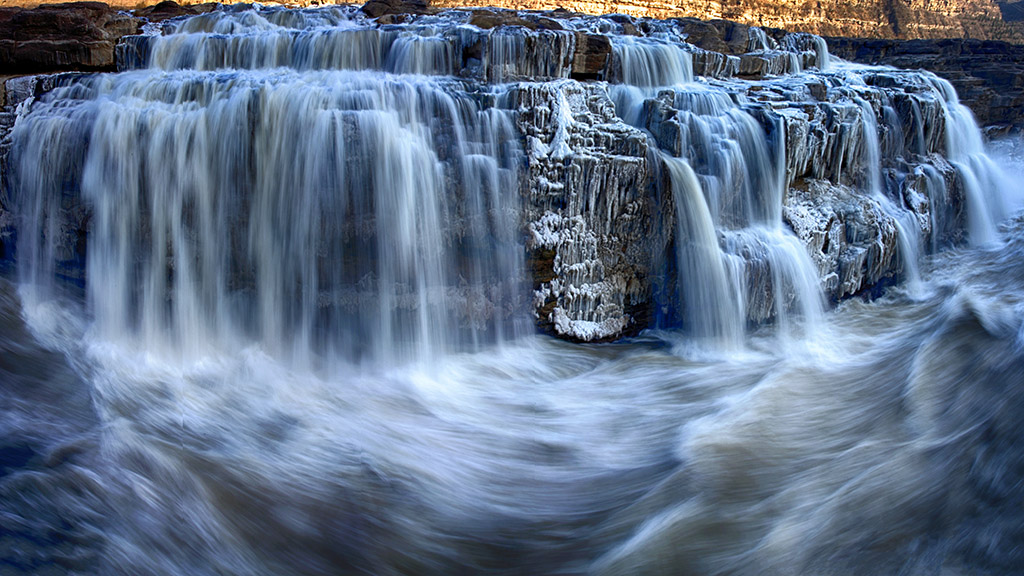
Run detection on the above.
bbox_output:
[2,4,1024,575]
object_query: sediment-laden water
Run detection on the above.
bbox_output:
[3,5,1024,575]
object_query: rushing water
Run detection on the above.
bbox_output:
[4,5,1024,575]
[6,211,1024,575]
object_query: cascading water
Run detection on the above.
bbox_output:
[2,5,1024,576]
[10,12,528,366]
[853,95,924,289]
[608,39,824,346]
[927,76,1016,245]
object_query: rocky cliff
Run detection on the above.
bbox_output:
[433,0,1024,41]
[827,36,1024,132]
[0,2,1013,343]
[3,0,1024,40]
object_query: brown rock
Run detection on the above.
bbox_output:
[571,32,610,80]
[431,0,1024,42]
[135,0,216,22]
[0,2,140,73]
[361,0,433,19]
[467,8,564,30]
[672,17,751,55]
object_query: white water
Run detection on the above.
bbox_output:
[3,6,1024,576]
[608,48,824,346]
[9,69,527,367]
[855,96,924,291]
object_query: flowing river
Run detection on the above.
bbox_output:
[2,4,1024,575]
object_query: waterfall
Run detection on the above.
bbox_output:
[6,8,1024,575]
[611,36,695,87]
[608,40,824,343]
[9,66,526,366]
[3,4,1016,358]
[927,76,1011,245]
[663,156,746,347]
[853,96,923,290]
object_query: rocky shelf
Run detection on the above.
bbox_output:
[0,1,1017,342]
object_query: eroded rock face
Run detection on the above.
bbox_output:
[134,0,216,22]
[512,81,660,340]
[0,1,140,73]
[786,181,908,300]
[432,0,1024,41]
[827,37,1024,132]
[0,3,1008,342]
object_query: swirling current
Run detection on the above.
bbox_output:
[3,5,1024,575]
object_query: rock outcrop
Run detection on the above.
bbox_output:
[432,0,1024,41]
[827,37,1024,132]
[0,1,139,73]
[0,3,1009,342]
[0,1,225,75]
[514,81,660,340]
[3,0,1024,41]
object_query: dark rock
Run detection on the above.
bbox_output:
[134,1,218,22]
[0,203,11,262]
[360,0,433,19]
[570,32,610,80]
[827,36,1024,131]
[0,2,141,74]
[1001,0,1024,21]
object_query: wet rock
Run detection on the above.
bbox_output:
[570,32,611,80]
[0,203,10,262]
[785,181,903,299]
[782,154,965,302]
[0,2,140,74]
[483,26,575,82]
[690,49,739,78]
[0,72,92,280]
[512,81,660,341]
[737,51,799,78]
[827,37,1024,131]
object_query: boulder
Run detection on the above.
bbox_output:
[134,0,216,22]
[360,0,434,19]
[467,8,564,30]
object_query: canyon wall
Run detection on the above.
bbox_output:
[2,0,1024,41]
[434,0,1024,41]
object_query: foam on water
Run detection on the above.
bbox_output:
[3,6,1024,575]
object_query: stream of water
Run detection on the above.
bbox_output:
[3,5,1024,575]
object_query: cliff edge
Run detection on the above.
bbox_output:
[2,0,1024,41]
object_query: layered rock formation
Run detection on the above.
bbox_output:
[4,0,1024,40]
[828,36,1024,132]
[432,0,1024,41]
[0,1,138,73]
[0,3,1011,343]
